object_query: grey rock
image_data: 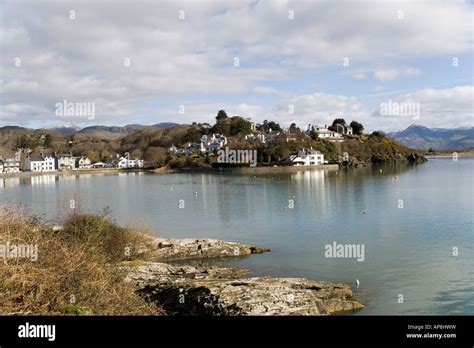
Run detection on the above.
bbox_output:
[126,261,363,316]
[140,237,270,261]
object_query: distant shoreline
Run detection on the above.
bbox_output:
[175,164,340,174]
[0,164,340,178]
[0,168,144,178]
[3,156,472,179]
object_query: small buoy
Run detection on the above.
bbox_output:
[193,192,198,196]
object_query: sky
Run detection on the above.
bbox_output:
[0,0,473,132]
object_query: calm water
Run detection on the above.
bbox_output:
[1,157,473,315]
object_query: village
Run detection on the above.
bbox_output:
[168,121,356,167]
[0,119,358,174]
[0,151,144,174]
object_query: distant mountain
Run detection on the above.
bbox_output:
[151,122,179,129]
[0,126,27,131]
[77,125,137,140]
[123,122,179,131]
[46,123,81,135]
[388,125,474,150]
[76,122,180,140]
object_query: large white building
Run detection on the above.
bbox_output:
[25,155,56,172]
[57,154,76,170]
[312,125,343,139]
[290,149,325,166]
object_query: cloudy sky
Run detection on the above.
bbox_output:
[0,0,472,131]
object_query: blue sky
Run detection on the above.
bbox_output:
[0,0,472,131]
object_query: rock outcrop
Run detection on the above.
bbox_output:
[126,261,364,316]
[140,237,270,261]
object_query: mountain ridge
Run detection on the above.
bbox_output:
[388,125,474,150]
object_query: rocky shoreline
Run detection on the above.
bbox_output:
[125,236,364,315]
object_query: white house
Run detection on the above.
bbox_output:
[43,156,56,171]
[2,157,21,173]
[334,123,353,135]
[92,162,105,168]
[290,149,325,166]
[78,156,92,169]
[245,133,266,143]
[57,154,76,170]
[168,145,178,153]
[265,129,282,142]
[118,157,144,168]
[1,150,22,173]
[205,133,227,152]
[312,125,343,139]
[25,155,56,172]
[129,159,144,168]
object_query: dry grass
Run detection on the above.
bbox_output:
[0,205,161,315]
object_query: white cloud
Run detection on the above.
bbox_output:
[374,68,421,82]
[371,86,474,130]
[352,72,367,80]
[0,0,472,127]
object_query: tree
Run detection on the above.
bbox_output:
[213,110,230,135]
[144,147,167,166]
[371,131,386,138]
[267,121,281,131]
[329,118,346,132]
[216,110,228,121]
[101,150,111,161]
[131,149,143,160]
[86,150,101,163]
[229,116,252,136]
[184,126,201,143]
[258,120,282,132]
[43,133,52,148]
[350,121,364,135]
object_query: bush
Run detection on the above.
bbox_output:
[0,205,160,315]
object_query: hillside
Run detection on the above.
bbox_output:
[388,125,474,150]
[0,119,426,168]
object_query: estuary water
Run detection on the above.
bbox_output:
[1,157,472,314]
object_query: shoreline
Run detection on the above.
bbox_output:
[0,164,339,178]
[127,235,364,315]
[4,155,463,179]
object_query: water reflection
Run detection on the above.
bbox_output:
[0,177,20,188]
[31,174,57,186]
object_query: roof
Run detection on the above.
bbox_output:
[28,156,44,162]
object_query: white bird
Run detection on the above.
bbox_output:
[356,279,360,288]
